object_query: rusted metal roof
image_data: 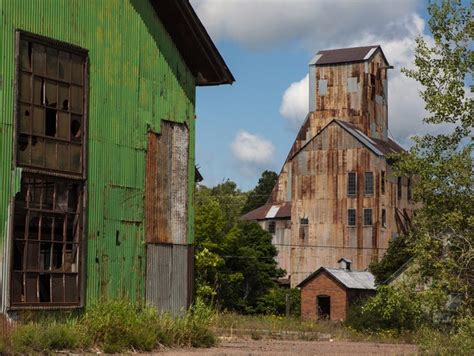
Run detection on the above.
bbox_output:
[314,45,388,66]
[150,0,235,86]
[297,267,375,290]
[241,202,291,221]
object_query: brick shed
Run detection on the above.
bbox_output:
[297,258,375,321]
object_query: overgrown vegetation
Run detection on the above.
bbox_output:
[2,299,217,354]
[195,173,289,314]
[360,1,473,354]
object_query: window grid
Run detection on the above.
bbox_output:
[347,209,356,227]
[268,221,276,234]
[347,172,357,196]
[364,172,374,195]
[363,208,373,226]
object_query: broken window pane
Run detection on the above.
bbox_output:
[19,104,31,133]
[57,112,69,139]
[71,115,82,141]
[18,134,30,165]
[58,84,69,111]
[45,81,57,107]
[45,108,57,137]
[33,77,44,105]
[70,85,82,113]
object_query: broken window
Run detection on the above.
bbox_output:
[347,172,357,196]
[382,208,387,228]
[12,33,87,307]
[381,171,385,195]
[363,208,373,226]
[347,209,356,227]
[268,221,276,234]
[364,172,374,195]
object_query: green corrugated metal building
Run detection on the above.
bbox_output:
[0,0,233,314]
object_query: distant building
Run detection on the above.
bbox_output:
[298,258,375,321]
[243,45,415,287]
[0,0,233,317]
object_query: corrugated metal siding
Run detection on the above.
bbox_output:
[146,244,192,315]
[0,0,196,308]
[145,122,189,244]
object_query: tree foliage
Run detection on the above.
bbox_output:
[241,170,278,214]
[375,0,473,322]
[194,179,284,313]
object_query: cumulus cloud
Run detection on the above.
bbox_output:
[279,74,309,129]
[191,0,418,50]
[231,130,275,164]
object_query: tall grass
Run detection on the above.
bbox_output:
[5,298,217,354]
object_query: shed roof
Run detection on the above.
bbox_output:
[150,0,234,86]
[241,202,291,221]
[313,45,388,66]
[297,267,376,290]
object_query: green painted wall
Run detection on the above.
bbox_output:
[0,0,196,306]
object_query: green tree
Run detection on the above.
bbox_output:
[241,170,278,214]
[391,0,473,317]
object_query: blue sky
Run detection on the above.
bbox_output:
[192,0,437,191]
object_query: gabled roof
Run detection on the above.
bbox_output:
[312,45,389,66]
[290,119,404,160]
[297,267,376,290]
[241,202,291,221]
[150,0,234,86]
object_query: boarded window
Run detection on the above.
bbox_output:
[382,208,387,227]
[363,208,373,226]
[397,177,402,200]
[347,209,356,227]
[12,33,87,307]
[364,172,374,195]
[347,172,357,196]
[381,171,385,195]
[145,122,189,244]
[268,221,276,233]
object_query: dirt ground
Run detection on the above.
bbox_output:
[156,337,418,355]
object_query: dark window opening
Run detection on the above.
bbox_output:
[268,221,276,234]
[382,208,387,228]
[364,172,374,195]
[407,178,412,200]
[397,177,402,200]
[317,295,331,320]
[348,209,356,227]
[381,171,385,195]
[364,208,373,226]
[12,33,87,308]
[300,217,309,225]
[347,172,357,196]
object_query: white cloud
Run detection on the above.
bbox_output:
[191,0,418,50]
[279,74,309,129]
[231,130,275,164]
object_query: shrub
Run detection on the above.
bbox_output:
[346,285,424,332]
[255,288,300,316]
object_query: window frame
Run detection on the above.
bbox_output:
[268,220,276,234]
[363,208,373,226]
[10,31,89,309]
[364,172,374,195]
[381,208,387,228]
[347,172,357,197]
[347,208,356,227]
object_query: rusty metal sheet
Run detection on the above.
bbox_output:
[145,121,189,244]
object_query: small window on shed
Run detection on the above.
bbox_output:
[347,209,356,227]
[347,172,357,196]
[364,172,374,195]
[268,221,276,234]
[363,208,373,226]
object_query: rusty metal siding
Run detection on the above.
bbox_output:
[145,122,189,245]
[146,243,192,315]
[0,0,197,308]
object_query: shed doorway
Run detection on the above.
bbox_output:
[317,295,331,319]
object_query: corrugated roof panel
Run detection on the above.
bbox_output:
[315,45,381,65]
[266,205,280,219]
[325,268,376,290]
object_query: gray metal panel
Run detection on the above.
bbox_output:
[325,268,375,289]
[318,80,327,96]
[146,244,191,315]
[286,164,292,201]
[337,120,384,156]
[309,65,317,112]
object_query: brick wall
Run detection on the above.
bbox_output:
[300,271,348,321]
